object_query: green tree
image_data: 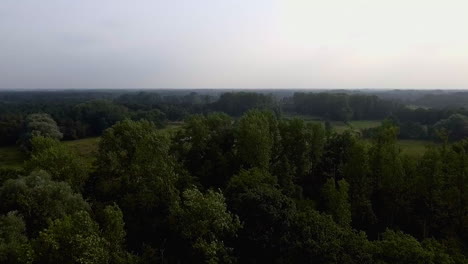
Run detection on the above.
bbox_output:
[321,178,352,227]
[35,211,109,264]
[274,119,325,196]
[19,113,63,150]
[172,188,241,263]
[373,229,431,264]
[131,109,167,128]
[173,113,236,188]
[236,110,279,169]
[414,146,446,239]
[433,114,468,141]
[25,136,89,191]
[72,100,128,136]
[225,168,295,262]
[343,141,376,229]
[0,171,89,235]
[369,122,408,228]
[93,120,179,252]
[287,207,373,264]
[98,204,135,264]
[0,212,33,264]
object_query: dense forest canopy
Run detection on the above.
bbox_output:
[0,89,467,263]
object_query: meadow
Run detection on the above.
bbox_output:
[0,120,431,169]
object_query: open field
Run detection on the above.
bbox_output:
[63,137,100,165]
[397,140,434,158]
[348,120,381,129]
[283,113,382,133]
[0,146,26,169]
[282,113,323,122]
[0,124,183,169]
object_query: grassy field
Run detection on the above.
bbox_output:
[397,140,433,158]
[283,114,382,133]
[326,120,381,133]
[348,120,381,129]
[283,114,431,157]
[0,146,27,169]
[63,137,101,165]
[0,124,184,169]
[282,113,323,122]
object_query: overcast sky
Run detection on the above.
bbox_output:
[1,0,468,89]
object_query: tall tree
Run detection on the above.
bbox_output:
[321,178,352,227]
[236,110,279,169]
[173,113,236,188]
[343,141,376,230]
[273,119,325,196]
[225,168,295,262]
[93,120,179,252]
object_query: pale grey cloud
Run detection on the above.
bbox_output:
[1,0,467,89]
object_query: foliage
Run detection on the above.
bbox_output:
[19,113,62,150]
[0,171,89,234]
[434,114,468,141]
[173,113,236,188]
[236,110,278,169]
[373,229,432,264]
[25,136,89,191]
[321,178,352,227]
[0,212,33,264]
[93,119,179,251]
[226,168,296,262]
[172,188,241,263]
[287,207,373,264]
[35,211,110,264]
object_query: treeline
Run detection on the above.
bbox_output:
[3,90,468,148]
[0,111,467,263]
[290,92,468,141]
[412,92,468,109]
[289,92,401,121]
[0,91,277,146]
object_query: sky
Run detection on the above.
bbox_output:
[1,0,468,89]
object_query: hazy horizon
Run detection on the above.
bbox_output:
[2,0,468,89]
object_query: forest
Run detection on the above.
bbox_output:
[0,89,467,263]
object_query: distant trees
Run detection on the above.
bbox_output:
[292,92,400,121]
[434,114,468,141]
[211,92,278,116]
[0,114,23,147]
[72,100,129,136]
[19,113,62,150]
